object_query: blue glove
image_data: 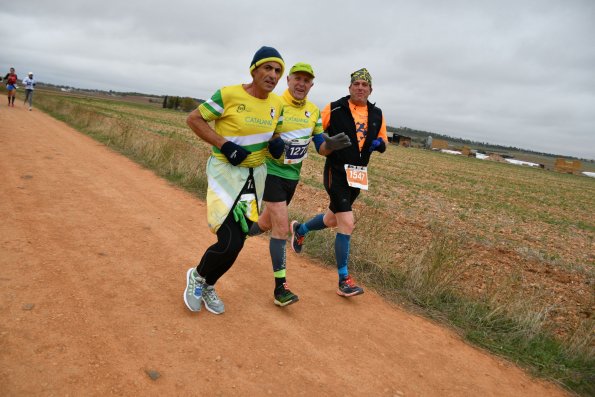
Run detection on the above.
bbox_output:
[268,137,285,159]
[369,138,386,153]
[220,141,251,166]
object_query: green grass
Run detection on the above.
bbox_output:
[301,223,594,395]
[31,90,594,395]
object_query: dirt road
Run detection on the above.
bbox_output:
[0,106,569,396]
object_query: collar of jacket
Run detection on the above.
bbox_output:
[283,89,306,107]
[339,95,376,110]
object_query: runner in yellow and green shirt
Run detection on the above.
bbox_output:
[248,62,351,307]
[184,46,287,316]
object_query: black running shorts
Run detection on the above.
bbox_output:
[263,174,299,204]
[323,162,360,213]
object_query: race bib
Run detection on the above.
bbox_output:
[344,164,369,190]
[283,138,311,164]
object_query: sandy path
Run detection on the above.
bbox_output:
[0,105,568,396]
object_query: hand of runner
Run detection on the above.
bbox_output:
[322,132,352,151]
[369,138,386,153]
[268,136,285,159]
[221,141,251,166]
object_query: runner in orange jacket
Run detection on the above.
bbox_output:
[290,68,388,297]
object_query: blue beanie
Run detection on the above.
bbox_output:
[249,46,285,75]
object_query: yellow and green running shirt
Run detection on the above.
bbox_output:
[265,89,323,180]
[198,84,284,168]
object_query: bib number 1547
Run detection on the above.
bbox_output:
[344,164,369,190]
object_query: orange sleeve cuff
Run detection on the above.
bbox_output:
[321,103,331,130]
[378,116,388,142]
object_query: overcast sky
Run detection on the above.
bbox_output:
[2,0,594,159]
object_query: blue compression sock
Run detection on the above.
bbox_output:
[298,214,326,236]
[335,233,351,280]
[270,237,287,274]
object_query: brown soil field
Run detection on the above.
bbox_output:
[0,102,574,395]
[292,147,594,340]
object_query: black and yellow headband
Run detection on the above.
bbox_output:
[350,68,372,85]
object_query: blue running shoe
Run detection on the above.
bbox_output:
[290,220,304,254]
[337,275,364,297]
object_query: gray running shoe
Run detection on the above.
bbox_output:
[184,268,204,312]
[203,285,225,314]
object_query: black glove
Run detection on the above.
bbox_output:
[268,136,285,159]
[220,141,251,166]
[322,132,352,151]
[369,138,386,153]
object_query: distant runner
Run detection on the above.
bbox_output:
[4,67,17,107]
[23,72,36,111]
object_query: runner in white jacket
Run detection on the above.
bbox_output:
[23,72,36,110]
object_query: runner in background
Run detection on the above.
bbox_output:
[183,46,286,315]
[290,68,388,297]
[247,62,351,307]
[4,67,18,107]
[23,72,36,111]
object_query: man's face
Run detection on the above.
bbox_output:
[349,80,372,105]
[252,61,283,93]
[10,68,14,73]
[287,72,314,100]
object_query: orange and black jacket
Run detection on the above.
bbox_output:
[325,95,383,169]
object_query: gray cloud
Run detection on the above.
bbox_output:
[2,0,593,158]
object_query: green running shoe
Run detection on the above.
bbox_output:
[274,283,299,307]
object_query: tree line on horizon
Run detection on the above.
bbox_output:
[28,82,590,162]
[162,95,203,112]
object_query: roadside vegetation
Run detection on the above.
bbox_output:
[33,90,594,395]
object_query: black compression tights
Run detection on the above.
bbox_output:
[196,214,251,286]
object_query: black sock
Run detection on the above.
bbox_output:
[274,277,286,290]
[248,222,264,236]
